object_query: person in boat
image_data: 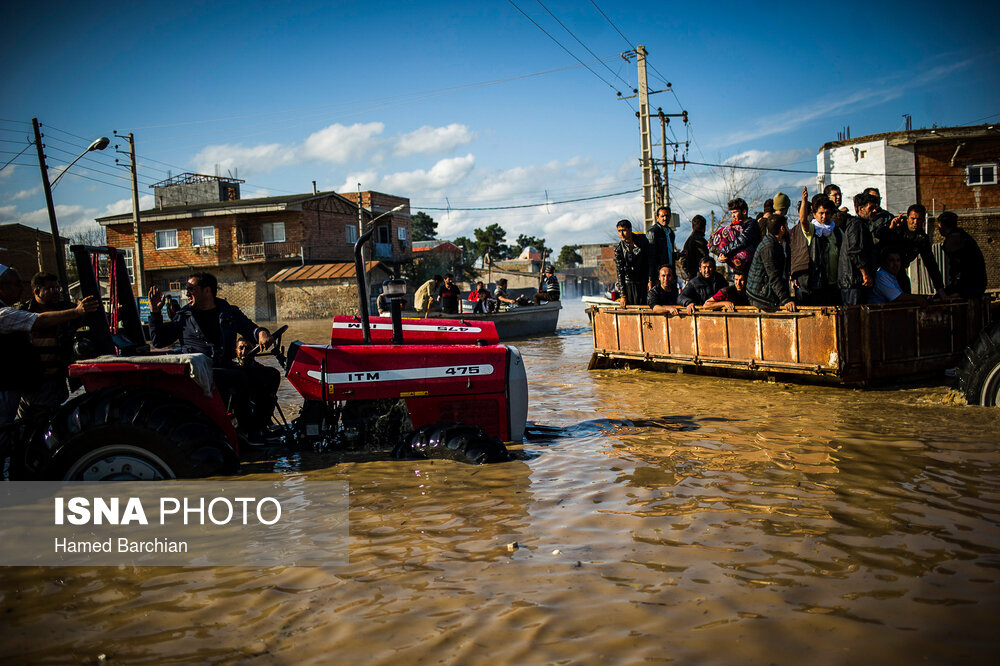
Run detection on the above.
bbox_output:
[702,271,750,312]
[878,204,945,297]
[936,211,987,299]
[614,219,650,306]
[790,188,842,306]
[494,278,527,308]
[839,192,878,305]
[532,265,560,305]
[148,273,277,441]
[712,198,760,274]
[647,264,679,315]
[747,215,797,313]
[679,256,728,314]
[871,247,928,305]
[414,275,443,313]
[680,215,710,282]
[468,281,485,303]
[647,206,676,291]
[439,273,462,314]
[473,287,497,313]
[14,272,83,419]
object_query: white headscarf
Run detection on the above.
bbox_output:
[812,218,834,237]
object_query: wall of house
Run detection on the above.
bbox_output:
[274,282,359,320]
[818,140,890,212]
[0,225,63,283]
[914,137,1000,213]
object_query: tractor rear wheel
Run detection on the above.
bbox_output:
[19,387,239,480]
[393,422,510,464]
[956,321,1000,407]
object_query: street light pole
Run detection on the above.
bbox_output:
[32,118,110,294]
[32,118,67,293]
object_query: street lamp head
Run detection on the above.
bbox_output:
[88,137,110,152]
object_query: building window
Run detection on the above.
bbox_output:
[120,247,134,283]
[191,226,216,247]
[397,227,407,241]
[346,224,358,244]
[261,222,285,243]
[377,226,390,244]
[154,229,178,249]
[967,164,997,186]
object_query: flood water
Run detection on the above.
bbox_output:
[3,300,999,664]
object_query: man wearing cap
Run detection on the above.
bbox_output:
[532,265,560,305]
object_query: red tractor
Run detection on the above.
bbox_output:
[7,232,525,480]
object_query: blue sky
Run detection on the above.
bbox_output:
[2,0,998,252]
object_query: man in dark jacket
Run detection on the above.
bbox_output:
[747,215,797,312]
[879,204,945,297]
[838,193,878,305]
[149,273,277,439]
[647,264,679,314]
[680,215,709,281]
[864,187,894,242]
[937,211,987,298]
[614,219,650,306]
[679,256,728,314]
[647,206,676,289]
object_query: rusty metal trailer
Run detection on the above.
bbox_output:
[588,301,987,385]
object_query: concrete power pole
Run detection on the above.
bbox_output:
[127,134,145,296]
[636,45,655,233]
[32,118,69,294]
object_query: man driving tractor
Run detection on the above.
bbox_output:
[148,273,280,442]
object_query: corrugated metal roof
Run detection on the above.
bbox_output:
[267,261,385,283]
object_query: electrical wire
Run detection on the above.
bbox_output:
[415,188,640,211]
[534,0,631,90]
[1,141,35,172]
[589,0,632,49]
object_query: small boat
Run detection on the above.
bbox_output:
[406,300,562,340]
[589,300,991,385]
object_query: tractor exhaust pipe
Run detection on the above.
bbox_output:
[353,226,376,344]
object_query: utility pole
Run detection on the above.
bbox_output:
[32,118,69,294]
[636,45,654,233]
[115,132,146,296]
[620,48,688,232]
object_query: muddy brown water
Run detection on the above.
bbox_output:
[2,300,999,664]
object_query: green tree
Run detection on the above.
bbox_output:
[509,234,551,259]
[554,244,582,270]
[472,223,511,263]
[411,211,437,241]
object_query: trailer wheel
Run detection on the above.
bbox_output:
[20,387,239,480]
[392,422,510,464]
[956,321,1000,407]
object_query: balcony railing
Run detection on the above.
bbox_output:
[235,241,300,262]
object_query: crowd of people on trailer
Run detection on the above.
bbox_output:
[614,186,988,315]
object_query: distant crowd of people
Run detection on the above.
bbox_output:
[613,189,988,315]
[399,266,559,316]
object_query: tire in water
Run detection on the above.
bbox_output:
[19,387,239,480]
[392,422,510,464]
[955,320,1000,407]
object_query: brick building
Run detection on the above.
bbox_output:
[819,124,1000,289]
[0,223,67,285]
[96,174,411,320]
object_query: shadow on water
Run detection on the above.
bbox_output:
[526,413,702,443]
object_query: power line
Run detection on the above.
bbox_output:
[1,141,36,172]
[589,0,632,48]
[534,0,631,90]
[415,188,639,211]
[507,0,623,96]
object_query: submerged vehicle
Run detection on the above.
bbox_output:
[7,230,527,481]
[589,299,1000,403]
[412,299,561,340]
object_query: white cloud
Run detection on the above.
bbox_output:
[9,186,40,201]
[302,122,385,164]
[98,195,155,217]
[0,165,15,179]
[715,58,976,148]
[0,204,17,219]
[337,171,380,193]
[192,143,295,176]
[394,124,475,156]
[380,154,475,192]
